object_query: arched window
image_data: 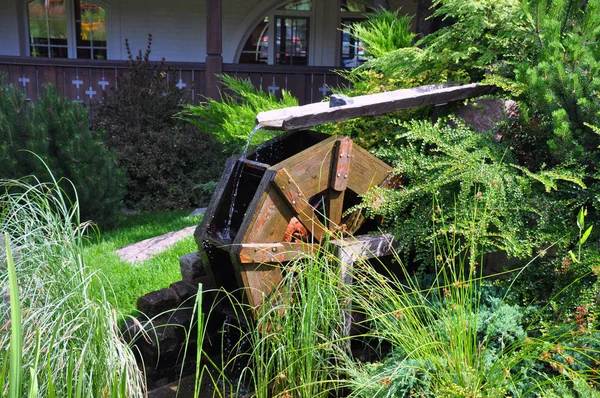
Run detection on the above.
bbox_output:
[75,1,107,59]
[26,0,107,59]
[240,0,312,66]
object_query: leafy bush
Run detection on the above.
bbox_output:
[346,8,416,59]
[356,118,583,265]
[509,0,600,168]
[343,220,600,397]
[94,35,225,210]
[179,74,298,154]
[0,79,125,227]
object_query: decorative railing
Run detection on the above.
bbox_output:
[0,57,349,105]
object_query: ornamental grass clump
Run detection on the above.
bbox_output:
[0,174,144,397]
[340,203,600,397]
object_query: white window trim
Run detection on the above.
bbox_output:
[22,0,109,59]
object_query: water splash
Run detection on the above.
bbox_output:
[223,124,263,240]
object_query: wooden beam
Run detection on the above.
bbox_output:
[205,0,223,100]
[238,242,319,263]
[256,83,496,131]
[329,234,396,345]
[272,168,330,242]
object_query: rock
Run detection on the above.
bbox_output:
[137,288,182,317]
[169,280,199,301]
[433,98,520,141]
[329,94,354,107]
[179,252,206,281]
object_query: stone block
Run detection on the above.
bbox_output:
[169,281,199,302]
[137,288,182,317]
[179,252,206,281]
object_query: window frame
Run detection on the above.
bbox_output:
[239,0,315,66]
[24,0,109,59]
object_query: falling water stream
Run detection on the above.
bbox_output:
[222,124,263,240]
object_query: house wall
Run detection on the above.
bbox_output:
[1,0,416,65]
[0,0,23,56]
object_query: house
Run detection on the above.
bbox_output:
[0,0,431,104]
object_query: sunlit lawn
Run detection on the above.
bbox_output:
[84,210,203,316]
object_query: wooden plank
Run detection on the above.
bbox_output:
[195,156,239,244]
[347,144,392,194]
[238,242,318,263]
[241,182,295,244]
[272,168,329,242]
[330,234,396,343]
[237,261,283,309]
[274,135,337,196]
[330,138,353,191]
[256,83,496,130]
[328,189,345,228]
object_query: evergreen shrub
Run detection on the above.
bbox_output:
[0,79,125,227]
[179,74,299,154]
[94,35,225,210]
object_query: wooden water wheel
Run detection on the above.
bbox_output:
[195,83,496,309]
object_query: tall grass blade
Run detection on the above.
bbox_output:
[28,331,41,397]
[5,233,22,398]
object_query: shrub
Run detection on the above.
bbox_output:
[346,8,416,59]
[179,74,298,154]
[94,35,225,210]
[0,175,144,396]
[0,79,125,228]
[355,118,584,265]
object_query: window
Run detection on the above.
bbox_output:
[240,0,312,66]
[340,19,367,67]
[75,1,107,59]
[27,0,68,58]
[26,0,107,59]
[275,16,309,66]
[340,1,374,67]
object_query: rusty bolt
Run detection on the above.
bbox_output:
[337,173,341,177]
[271,247,277,252]
[298,193,302,197]
[288,178,292,184]
[347,154,350,158]
[344,175,348,179]
[340,153,344,158]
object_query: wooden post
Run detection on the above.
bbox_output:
[330,234,396,351]
[206,0,223,100]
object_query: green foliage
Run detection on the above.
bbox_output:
[0,176,144,397]
[0,79,125,228]
[346,8,416,59]
[342,214,600,397]
[83,210,202,316]
[179,74,298,153]
[350,0,526,85]
[357,118,583,264]
[509,0,600,167]
[94,35,225,210]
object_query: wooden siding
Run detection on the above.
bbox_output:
[0,57,348,105]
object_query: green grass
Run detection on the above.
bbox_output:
[84,210,203,316]
[0,175,144,397]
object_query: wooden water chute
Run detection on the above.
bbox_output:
[194,130,392,308]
